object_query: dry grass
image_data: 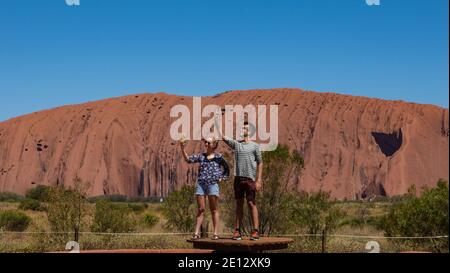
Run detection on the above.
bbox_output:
[0,201,446,253]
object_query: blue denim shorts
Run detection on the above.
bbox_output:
[195,183,220,197]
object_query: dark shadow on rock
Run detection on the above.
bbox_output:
[371,129,402,157]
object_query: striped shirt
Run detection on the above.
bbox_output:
[223,136,262,181]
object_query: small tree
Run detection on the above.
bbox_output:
[292,191,346,253]
[46,177,90,243]
[380,180,449,252]
[161,185,196,232]
[221,144,304,235]
[257,145,304,235]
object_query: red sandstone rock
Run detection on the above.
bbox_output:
[0,89,448,199]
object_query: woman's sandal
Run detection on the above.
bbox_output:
[191,234,201,240]
[211,234,220,240]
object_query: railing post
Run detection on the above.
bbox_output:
[321,230,327,253]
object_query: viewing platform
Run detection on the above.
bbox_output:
[187,237,293,253]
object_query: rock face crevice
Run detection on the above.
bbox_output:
[0,89,448,199]
[371,129,403,157]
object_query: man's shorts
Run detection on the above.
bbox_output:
[234,176,256,202]
[196,183,220,197]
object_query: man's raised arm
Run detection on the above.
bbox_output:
[214,111,237,149]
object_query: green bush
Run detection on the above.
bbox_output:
[161,185,196,232]
[380,180,449,252]
[292,191,347,253]
[18,198,46,211]
[0,210,31,231]
[142,212,159,228]
[88,195,163,203]
[293,191,346,235]
[107,194,127,202]
[128,203,148,213]
[88,194,128,203]
[342,203,377,228]
[0,192,24,202]
[127,196,162,203]
[91,200,136,233]
[25,185,51,201]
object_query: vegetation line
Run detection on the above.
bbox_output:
[0,231,447,239]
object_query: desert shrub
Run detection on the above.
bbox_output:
[0,210,31,231]
[91,200,136,233]
[127,196,162,203]
[141,212,160,229]
[128,203,148,213]
[25,185,51,201]
[292,191,347,253]
[0,192,24,202]
[88,194,128,203]
[340,203,378,228]
[18,198,46,211]
[161,185,196,232]
[379,180,449,252]
[88,195,163,203]
[293,191,346,234]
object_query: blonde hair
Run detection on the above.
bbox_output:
[204,134,219,149]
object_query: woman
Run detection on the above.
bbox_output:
[180,135,229,240]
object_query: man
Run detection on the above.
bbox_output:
[215,117,263,240]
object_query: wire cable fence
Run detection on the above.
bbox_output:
[0,231,448,253]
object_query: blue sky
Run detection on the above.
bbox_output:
[0,0,448,121]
